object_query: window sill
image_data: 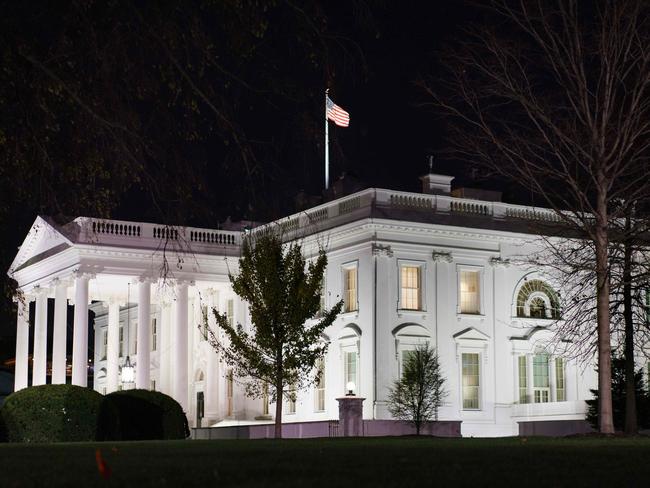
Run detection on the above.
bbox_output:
[457,313,485,320]
[340,311,359,321]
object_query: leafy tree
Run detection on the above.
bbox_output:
[206,230,343,438]
[387,345,446,435]
[586,355,650,432]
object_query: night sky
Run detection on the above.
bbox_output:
[0,1,497,345]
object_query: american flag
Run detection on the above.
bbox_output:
[326,95,350,127]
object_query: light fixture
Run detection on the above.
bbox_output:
[346,381,356,396]
[120,282,136,387]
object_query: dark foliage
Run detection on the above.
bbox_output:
[0,384,103,443]
[586,356,650,431]
[98,389,189,441]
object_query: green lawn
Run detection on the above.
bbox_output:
[1,436,649,487]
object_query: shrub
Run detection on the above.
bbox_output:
[0,385,103,443]
[98,389,189,440]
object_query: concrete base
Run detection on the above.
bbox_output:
[518,420,594,436]
[337,396,365,437]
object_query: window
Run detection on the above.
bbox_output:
[533,354,550,403]
[315,358,326,412]
[343,265,358,313]
[286,385,297,414]
[462,353,480,409]
[151,380,156,391]
[262,383,269,416]
[518,355,528,404]
[400,265,422,310]
[151,318,157,351]
[101,330,108,360]
[119,325,124,357]
[133,321,138,355]
[344,351,357,393]
[226,299,234,327]
[400,349,416,377]
[555,358,565,402]
[459,270,480,314]
[516,279,561,319]
[226,369,234,417]
[200,305,208,340]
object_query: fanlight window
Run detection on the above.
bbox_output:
[516,280,560,319]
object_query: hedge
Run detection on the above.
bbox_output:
[98,389,189,441]
[0,385,103,443]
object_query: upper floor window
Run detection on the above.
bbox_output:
[400,264,422,310]
[226,299,234,327]
[516,279,560,319]
[151,318,157,351]
[343,264,358,313]
[459,269,481,314]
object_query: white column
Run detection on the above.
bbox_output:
[159,300,172,396]
[32,287,48,386]
[136,278,152,389]
[51,279,69,384]
[205,289,219,421]
[174,281,189,411]
[106,298,121,393]
[72,273,90,386]
[14,298,30,391]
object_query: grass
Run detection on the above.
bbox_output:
[1,436,650,487]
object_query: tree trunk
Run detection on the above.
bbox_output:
[275,376,283,439]
[595,189,615,434]
[623,215,637,435]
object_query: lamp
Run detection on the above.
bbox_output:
[120,282,136,388]
[346,381,356,396]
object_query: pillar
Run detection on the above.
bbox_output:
[51,279,68,384]
[72,272,90,386]
[337,396,365,436]
[106,298,120,393]
[32,286,48,386]
[136,278,151,389]
[174,281,189,411]
[159,300,172,396]
[14,298,30,391]
[205,289,219,422]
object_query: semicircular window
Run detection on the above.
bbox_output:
[516,280,561,319]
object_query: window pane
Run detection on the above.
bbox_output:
[555,358,565,402]
[462,353,480,409]
[460,271,480,314]
[401,266,421,310]
[344,267,358,312]
[227,299,234,327]
[533,354,550,403]
[518,355,528,404]
[315,358,325,412]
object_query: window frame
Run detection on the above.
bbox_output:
[461,352,482,410]
[341,261,359,313]
[314,357,326,412]
[398,260,426,312]
[457,265,484,316]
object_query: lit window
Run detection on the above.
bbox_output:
[315,358,326,412]
[518,356,527,403]
[460,270,480,314]
[400,265,422,310]
[462,353,480,409]
[343,265,358,313]
[151,318,157,351]
[533,354,550,403]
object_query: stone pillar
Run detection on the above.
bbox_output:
[51,279,69,384]
[174,281,189,412]
[14,298,30,391]
[136,278,152,389]
[72,272,90,387]
[106,298,121,393]
[32,286,48,386]
[159,300,172,396]
[336,396,365,436]
[205,289,219,422]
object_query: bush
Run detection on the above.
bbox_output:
[98,389,189,441]
[0,385,103,443]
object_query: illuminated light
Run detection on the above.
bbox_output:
[346,381,356,396]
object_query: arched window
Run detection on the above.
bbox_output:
[392,323,431,377]
[516,279,561,319]
[338,325,361,395]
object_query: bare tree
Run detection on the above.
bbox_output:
[423,0,650,434]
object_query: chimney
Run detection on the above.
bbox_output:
[419,156,454,195]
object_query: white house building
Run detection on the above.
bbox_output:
[8,172,597,437]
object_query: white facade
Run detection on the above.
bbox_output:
[8,182,597,436]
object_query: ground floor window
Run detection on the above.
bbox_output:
[314,358,325,412]
[517,353,566,404]
[462,352,480,409]
[344,350,358,394]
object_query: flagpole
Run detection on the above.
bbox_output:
[325,89,329,191]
